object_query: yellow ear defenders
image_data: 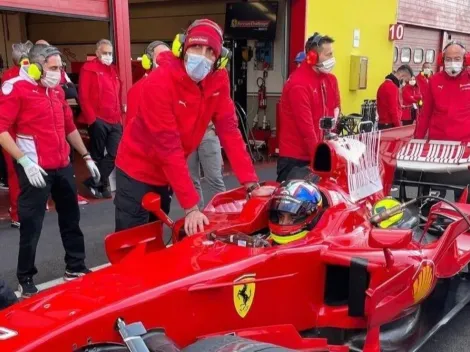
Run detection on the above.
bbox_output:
[27,45,62,81]
[171,19,232,70]
[141,40,169,70]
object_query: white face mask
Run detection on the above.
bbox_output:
[409,79,416,86]
[317,57,336,73]
[445,61,463,77]
[100,54,113,66]
[423,68,432,76]
[40,70,61,88]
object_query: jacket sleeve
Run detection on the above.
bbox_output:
[387,85,402,127]
[0,83,21,133]
[212,73,258,185]
[287,84,318,160]
[414,82,433,139]
[138,73,199,209]
[78,66,97,125]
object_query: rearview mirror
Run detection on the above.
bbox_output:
[369,228,412,269]
[142,192,174,229]
[369,228,412,249]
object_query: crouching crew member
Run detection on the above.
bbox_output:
[376,65,413,129]
[115,19,271,235]
[0,45,100,297]
[277,32,340,183]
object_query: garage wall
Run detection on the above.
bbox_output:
[0,0,109,19]
[393,25,441,74]
[0,13,27,73]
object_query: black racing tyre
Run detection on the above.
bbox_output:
[182,335,295,352]
[75,343,128,352]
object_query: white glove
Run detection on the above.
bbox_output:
[83,154,101,184]
[17,156,47,188]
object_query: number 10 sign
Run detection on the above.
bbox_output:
[389,24,405,41]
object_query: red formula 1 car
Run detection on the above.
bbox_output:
[1,124,470,352]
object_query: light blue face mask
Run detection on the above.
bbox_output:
[185,53,214,82]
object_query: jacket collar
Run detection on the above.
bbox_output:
[386,73,400,87]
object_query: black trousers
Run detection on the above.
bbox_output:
[114,168,172,232]
[378,123,393,130]
[16,163,86,282]
[88,118,122,188]
[276,156,310,183]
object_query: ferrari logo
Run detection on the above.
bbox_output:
[233,274,256,318]
[413,263,434,303]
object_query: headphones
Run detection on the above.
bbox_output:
[437,41,470,67]
[171,19,232,70]
[141,41,170,70]
[27,46,62,81]
[305,32,324,66]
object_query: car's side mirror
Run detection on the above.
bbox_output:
[142,192,174,229]
[369,228,412,249]
[369,228,412,268]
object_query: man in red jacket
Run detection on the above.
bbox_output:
[416,62,433,94]
[401,76,422,125]
[125,41,170,128]
[376,65,413,129]
[115,19,269,235]
[0,45,100,297]
[1,41,33,228]
[415,42,470,141]
[78,39,123,199]
[277,32,340,182]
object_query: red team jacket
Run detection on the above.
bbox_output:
[401,84,422,121]
[0,68,76,169]
[416,72,431,95]
[377,74,402,127]
[125,52,174,128]
[116,55,258,209]
[278,61,340,161]
[78,58,122,125]
[1,66,20,84]
[415,70,470,141]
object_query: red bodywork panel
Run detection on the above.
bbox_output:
[1,131,470,352]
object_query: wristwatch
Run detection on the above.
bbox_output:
[246,183,261,194]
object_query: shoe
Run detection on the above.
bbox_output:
[63,268,92,281]
[83,179,102,199]
[100,187,112,199]
[0,180,8,190]
[77,194,89,205]
[18,278,38,298]
[11,220,20,229]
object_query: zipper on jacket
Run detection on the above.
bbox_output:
[47,88,63,166]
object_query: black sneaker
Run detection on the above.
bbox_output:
[10,220,20,229]
[64,268,92,281]
[83,178,102,199]
[18,278,38,298]
[100,187,113,199]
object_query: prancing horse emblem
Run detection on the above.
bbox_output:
[233,274,256,318]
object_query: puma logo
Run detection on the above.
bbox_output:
[212,92,220,97]
[178,100,187,107]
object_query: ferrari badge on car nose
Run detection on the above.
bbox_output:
[233,274,256,318]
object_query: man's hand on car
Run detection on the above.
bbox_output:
[184,206,210,235]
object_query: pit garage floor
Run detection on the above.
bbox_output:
[0,165,468,351]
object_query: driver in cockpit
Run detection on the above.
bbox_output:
[268,179,323,245]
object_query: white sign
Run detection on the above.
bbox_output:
[353,29,360,48]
